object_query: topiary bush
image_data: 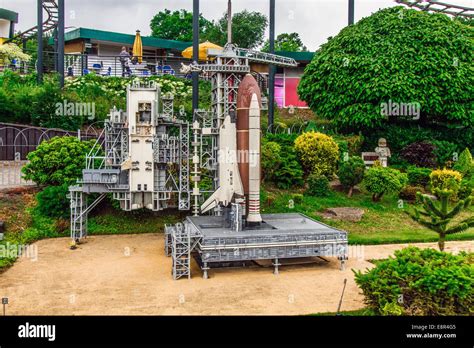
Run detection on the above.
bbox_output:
[453,148,473,179]
[354,247,474,315]
[407,167,432,187]
[35,184,70,219]
[298,7,474,129]
[338,156,365,197]
[294,131,339,178]
[261,139,282,182]
[22,136,97,186]
[430,168,462,194]
[400,141,437,168]
[432,140,459,167]
[273,146,304,190]
[306,173,330,197]
[399,185,424,202]
[364,166,408,202]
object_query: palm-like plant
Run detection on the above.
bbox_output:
[406,189,473,251]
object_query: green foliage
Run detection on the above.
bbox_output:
[22,136,96,186]
[35,184,70,219]
[206,10,268,49]
[274,148,304,190]
[430,169,462,194]
[338,156,365,197]
[458,177,474,200]
[399,185,424,202]
[298,7,474,129]
[453,148,474,178]
[261,139,282,182]
[432,140,458,167]
[401,141,437,168]
[291,194,304,204]
[354,247,473,315]
[406,189,473,251]
[294,131,340,178]
[364,166,407,202]
[262,32,308,52]
[306,173,330,197]
[150,9,213,42]
[407,167,432,187]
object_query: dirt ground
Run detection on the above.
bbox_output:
[0,234,472,315]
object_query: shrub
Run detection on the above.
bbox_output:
[306,173,330,197]
[35,184,70,219]
[298,7,473,129]
[291,194,304,204]
[430,169,462,194]
[364,166,407,202]
[399,185,424,202]
[261,140,282,182]
[453,148,473,179]
[400,141,437,168]
[458,177,474,200]
[354,247,474,315]
[294,131,339,177]
[338,156,365,197]
[407,167,432,187]
[432,140,459,167]
[22,136,96,186]
[273,146,304,189]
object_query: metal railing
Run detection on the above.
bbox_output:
[0,51,194,78]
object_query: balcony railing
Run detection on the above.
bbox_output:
[1,51,193,78]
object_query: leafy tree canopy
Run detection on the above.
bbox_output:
[262,32,308,52]
[298,7,474,130]
[150,9,213,42]
[206,10,268,49]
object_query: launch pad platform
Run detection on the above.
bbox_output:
[165,213,349,279]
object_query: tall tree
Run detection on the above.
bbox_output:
[298,7,474,130]
[150,9,213,42]
[262,32,308,52]
[207,10,268,49]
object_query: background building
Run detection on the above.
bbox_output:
[0,8,18,45]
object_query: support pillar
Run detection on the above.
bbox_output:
[192,0,200,118]
[268,0,276,132]
[37,0,43,83]
[273,258,280,275]
[202,262,209,279]
[57,0,65,88]
[348,0,355,25]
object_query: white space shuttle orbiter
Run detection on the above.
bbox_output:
[200,115,244,214]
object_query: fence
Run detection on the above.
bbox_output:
[0,122,102,161]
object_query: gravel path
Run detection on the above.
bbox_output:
[0,235,472,315]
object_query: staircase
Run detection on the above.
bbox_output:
[7,0,59,45]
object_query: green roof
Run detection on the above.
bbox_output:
[0,8,19,23]
[276,51,315,62]
[62,27,191,51]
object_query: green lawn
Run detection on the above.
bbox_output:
[262,185,474,245]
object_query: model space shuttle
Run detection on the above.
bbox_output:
[200,74,263,224]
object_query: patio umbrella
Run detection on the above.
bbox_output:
[182,41,223,61]
[132,30,143,64]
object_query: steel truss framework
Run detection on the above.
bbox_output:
[396,0,474,18]
[70,83,190,242]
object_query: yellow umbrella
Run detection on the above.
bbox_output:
[132,30,143,64]
[182,41,223,61]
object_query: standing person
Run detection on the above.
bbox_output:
[119,46,131,77]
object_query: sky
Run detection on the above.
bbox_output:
[1,0,473,51]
